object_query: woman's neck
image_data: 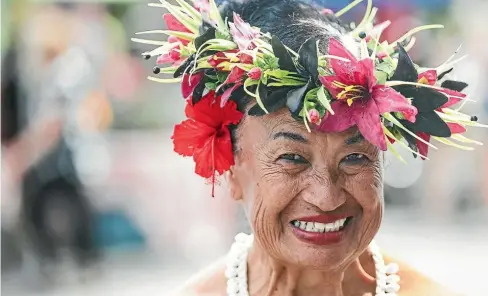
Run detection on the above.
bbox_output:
[246,242,376,296]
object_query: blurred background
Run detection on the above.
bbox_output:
[1,0,487,295]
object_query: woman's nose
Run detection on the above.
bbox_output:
[301,171,346,212]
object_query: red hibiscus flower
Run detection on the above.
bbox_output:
[172,91,243,196]
[318,38,418,151]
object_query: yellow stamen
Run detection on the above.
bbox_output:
[335,84,366,105]
[418,77,429,85]
[332,81,348,88]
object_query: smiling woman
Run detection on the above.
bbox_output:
[132,0,484,295]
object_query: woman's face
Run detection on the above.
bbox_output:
[228,108,383,270]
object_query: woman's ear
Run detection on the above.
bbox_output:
[226,167,243,201]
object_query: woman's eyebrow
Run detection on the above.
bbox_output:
[344,132,364,145]
[272,131,309,143]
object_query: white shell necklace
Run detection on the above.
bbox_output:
[225,233,400,296]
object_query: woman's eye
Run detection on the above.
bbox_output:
[341,153,369,165]
[278,153,308,164]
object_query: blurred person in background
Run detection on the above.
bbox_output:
[1,2,108,287]
[133,0,486,295]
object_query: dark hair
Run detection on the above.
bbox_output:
[220,0,351,152]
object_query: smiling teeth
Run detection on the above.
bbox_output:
[292,218,348,233]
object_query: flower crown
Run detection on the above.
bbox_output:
[133,0,486,196]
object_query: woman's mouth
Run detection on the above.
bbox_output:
[291,217,349,233]
[289,216,353,245]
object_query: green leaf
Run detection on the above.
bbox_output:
[205,73,218,80]
[317,86,335,115]
[205,82,217,90]
[215,29,231,40]
[173,0,202,22]
[265,69,291,79]
[383,126,425,159]
[376,61,396,77]
[243,78,259,98]
[134,30,196,41]
[217,72,229,83]
[385,137,407,164]
[432,137,474,151]
[180,46,191,57]
[262,54,280,70]
[209,0,227,31]
[375,71,388,85]
[305,88,319,101]
[255,81,269,114]
[267,80,307,87]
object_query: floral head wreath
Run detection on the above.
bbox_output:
[133,0,487,196]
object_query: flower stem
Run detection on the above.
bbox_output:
[335,0,364,17]
[391,24,444,48]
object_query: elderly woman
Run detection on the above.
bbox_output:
[134,0,485,295]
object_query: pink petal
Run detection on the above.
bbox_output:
[416,132,431,160]
[354,99,387,150]
[320,8,334,15]
[238,52,253,64]
[372,85,418,122]
[441,97,462,109]
[220,83,242,107]
[181,72,204,98]
[223,66,245,86]
[168,36,179,43]
[318,101,357,133]
[319,75,342,98]
[328,38,357,64]
[229,13,259,51]
[439,89,466,108]
[357,59,376,92]
[193,0,210,13]
[447,123,466,134]
[328,39,362,85]
[418,70,437,85]
[232,13,259,39]
[163,14,191,33]
[157,53,173,65]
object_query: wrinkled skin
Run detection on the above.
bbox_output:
[226,108,384,295]
[177,107,458,296]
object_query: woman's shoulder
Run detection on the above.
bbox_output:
[170,257,227,296]
[383,254,461,296]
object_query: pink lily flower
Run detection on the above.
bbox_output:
[228,13,260,50]
[318,38,418,151]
